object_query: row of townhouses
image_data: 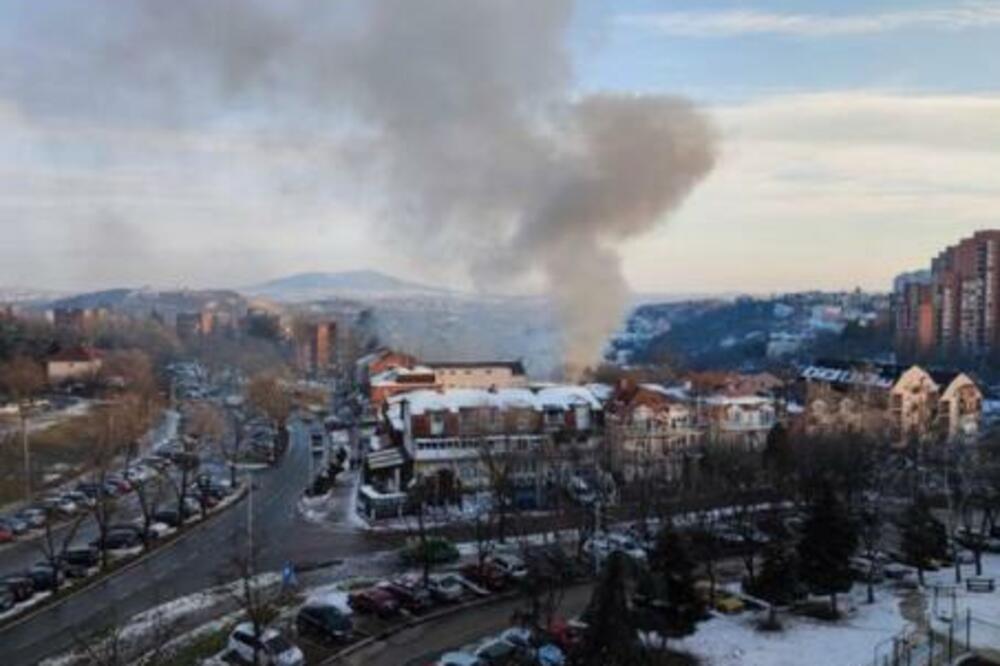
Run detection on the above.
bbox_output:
[354,351,986,519]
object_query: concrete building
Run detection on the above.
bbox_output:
[895,230,1000,359]
[294,321,337,376]
[47,346,103,384]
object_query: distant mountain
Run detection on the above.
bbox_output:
[243,270,452,302]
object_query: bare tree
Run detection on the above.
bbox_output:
[0,356,46,500]
[225,552,278,666]
[35,505,86,593]
[246,371,293,454]
[186,403,225,518]
[405,476,436,588]
[86,399,147,569]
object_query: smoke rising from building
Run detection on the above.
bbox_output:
[2,0,716,372]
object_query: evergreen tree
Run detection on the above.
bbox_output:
[748,544,801,628]
[900,494,949,586]
[763,422,795,489]
[645,527,705,640]
[578,552,639,666]
[797,483,857,617]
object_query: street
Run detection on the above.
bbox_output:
[0,420,393,666]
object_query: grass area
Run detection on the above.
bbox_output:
[0,413,97,505]
[159,625,232,666]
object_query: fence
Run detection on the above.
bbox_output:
[869,611,1000,666]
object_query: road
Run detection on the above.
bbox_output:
[0,420,396,666]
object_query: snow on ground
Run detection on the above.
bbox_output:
[675,587,910,666]
[925,554,1000,650]
[298,492,334,524]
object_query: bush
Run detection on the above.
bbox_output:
[400,537,459,565]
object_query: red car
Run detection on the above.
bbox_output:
[349,587,400,617]
[0,525,14,543]
[459,562,508,591]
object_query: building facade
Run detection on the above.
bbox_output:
[365,386,604,509]
[426,361,527,390]
[895,230,1000,359]
[800,360,982,446]
[47,347,103,384]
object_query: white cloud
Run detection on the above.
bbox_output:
[622,92,1000,293]
[618,3,1000,38]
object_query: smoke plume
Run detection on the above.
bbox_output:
[2,0,716,371]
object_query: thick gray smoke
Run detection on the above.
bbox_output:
[2,0,715,372]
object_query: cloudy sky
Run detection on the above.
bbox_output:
[1,0,999,295]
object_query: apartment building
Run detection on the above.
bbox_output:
[895,230,1000,359]
[294,321,337,376]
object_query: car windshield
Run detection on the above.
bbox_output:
[264,635,293,653]
[314,607,350,628]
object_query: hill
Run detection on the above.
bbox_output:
[243,270,451,302]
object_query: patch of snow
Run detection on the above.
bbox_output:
[675,587,909,666]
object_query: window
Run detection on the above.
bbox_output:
[430,412,445,436]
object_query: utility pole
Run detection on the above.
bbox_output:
[247,470,254,574]
[21,408,30,501]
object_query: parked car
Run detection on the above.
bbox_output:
[349,587,401,617]
[714,594,745,614]
[227,623,304,666]
[105,475,133,494]
[428,574,467,603]
[0,576,34,602]
[489,554,528,581]
[90,530,142,551]
[60,547,99,576]
[27,563,65,591]
[0,524,14,543]
[152,509,182,527]
[378,581,434,614]
[17,508,47,529]
[435,652,485,666]
[62,490,95,510]
[0,586,14,612]
[296,603,353,643]
[460,563,509,591]
[475,637,526,665]
[39,495,77,517]
[0,515,29,535]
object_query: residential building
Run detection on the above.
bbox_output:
[800,359,981,446]
[605,382,700,483]
[175,312,202,340]
[426,361,527,389]
[294,321,337,376]
[354,349,419,388]
[52,307,108,333]
[365,386,604,509]
[47,346,103,384]
[895,230,1000,359]
[369,365,441,407]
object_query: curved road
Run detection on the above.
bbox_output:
[0,421,396,666]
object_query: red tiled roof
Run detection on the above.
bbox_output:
[48,346,102,363]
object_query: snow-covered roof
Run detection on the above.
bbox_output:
[387,385,602,421]
[370,365,437,386]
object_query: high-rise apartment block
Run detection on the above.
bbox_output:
[895,230,1000,359]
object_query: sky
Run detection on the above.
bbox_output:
[1,0,999,295]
